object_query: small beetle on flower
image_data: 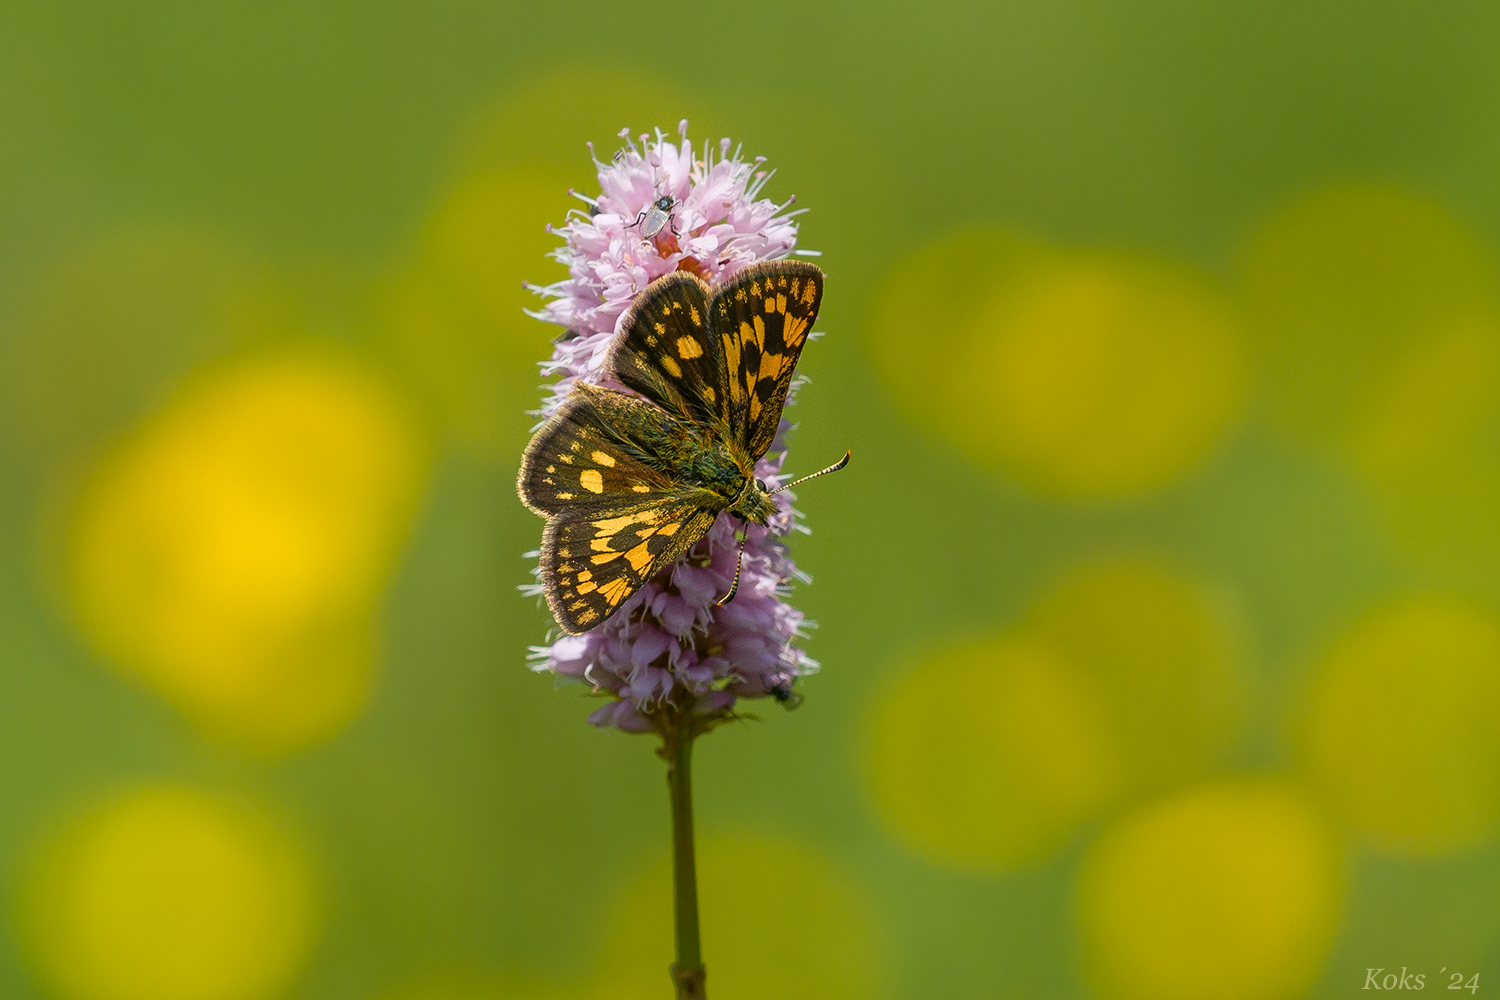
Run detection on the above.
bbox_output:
[521,121,841,735]
[518,121,842,1000]
[628,193,679,241]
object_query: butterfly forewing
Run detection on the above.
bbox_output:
[609,272,727,428]
[519,385,684,515]
[542,500,719,633]
[710,261,824,460]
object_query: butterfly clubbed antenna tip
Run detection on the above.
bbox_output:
[770,450,851,495]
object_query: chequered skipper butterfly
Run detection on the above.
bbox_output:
[518,260,847,634]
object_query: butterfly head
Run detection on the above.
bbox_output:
[654,195,673,212]
[727,476,776,526]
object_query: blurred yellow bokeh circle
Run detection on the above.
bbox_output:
[384,167,576,452]
[1027,555,1248,792]
[455,69,722,182]
[0,228,289,463]
[1349,320,1500,591]
[870,230,1245,499]
[1241,183,1500,458]
[1304,601,1500,855]
[864,637,1119,872]
[23,786,318,1000]
[1349,316,1500,482]
[1242,185,1500,590]
[595,834,888,1000]
[385,168,574,454]
[376,984,645,1000]
[69,356,425,750]
[1077,781,1341,1000]
[375,987,506,1000]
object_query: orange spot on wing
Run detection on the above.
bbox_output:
[783,314,809,346]
[599,577,632,605]
[624,540,654,572]
[724,334,743,400]
[759,351,783,381]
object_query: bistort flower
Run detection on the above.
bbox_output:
[523,121,822,733]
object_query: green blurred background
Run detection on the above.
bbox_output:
[4,2,1500,998]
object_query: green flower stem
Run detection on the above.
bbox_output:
[667,712,707,999]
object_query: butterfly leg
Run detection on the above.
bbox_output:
[714,520,749,607]
[625,209,647,230]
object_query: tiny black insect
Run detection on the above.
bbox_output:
[768,679,804,710]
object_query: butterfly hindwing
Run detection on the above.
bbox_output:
[608,272,726,427]
[542,500,720,633]
[710,260,824,460]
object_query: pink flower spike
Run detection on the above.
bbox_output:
[522,122,820,731]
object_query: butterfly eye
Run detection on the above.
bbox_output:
[755,478,767,491]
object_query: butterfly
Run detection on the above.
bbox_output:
[518,260,847,634]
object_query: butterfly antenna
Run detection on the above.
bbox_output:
[770,450,852,495]
[714,532,749,607]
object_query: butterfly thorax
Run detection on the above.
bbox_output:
[659,426,773,527]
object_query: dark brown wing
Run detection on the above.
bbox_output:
[709,260,824,460]
[541,500,720,633]
[518,384,684,516]
[606,272,728,428]
[518,383,724,633]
